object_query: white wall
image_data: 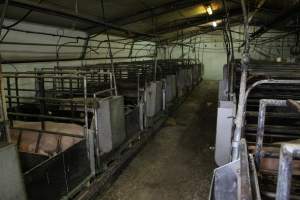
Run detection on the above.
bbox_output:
[1,20,297,81]
[0,19,155,72]
[163,26,297,80]
[0,19,157,105]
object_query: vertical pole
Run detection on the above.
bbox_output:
[6,77,11,110]
[275,144,300,200]
[84,76,95,176]
[231,0,250,161]
[15,75,20,111]
[109,73,113,96]
[70,78,74,119]
[154,43,158,82]
[35,73,46,153]
[107,34,118,96]
[181,30,184,61]
[231,62,247,160]
[84,77,88,136]
[0,57,10,142]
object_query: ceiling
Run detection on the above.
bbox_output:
[1,0,300,42]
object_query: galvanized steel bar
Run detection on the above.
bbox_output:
[255,99,287,166]
[232,79,300,160]
[10,127,84,138]
[231,0,250,161]
[276,143,300,200]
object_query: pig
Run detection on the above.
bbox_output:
[256,139,300,175]
[10,121,84,156]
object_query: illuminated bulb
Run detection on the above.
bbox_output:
[212,21,217,27]
[206,5,213,15]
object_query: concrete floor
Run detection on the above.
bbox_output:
[100,80,217,200]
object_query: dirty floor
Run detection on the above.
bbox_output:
[100,80,218,200]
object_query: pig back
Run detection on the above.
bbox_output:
[10,121,84,156]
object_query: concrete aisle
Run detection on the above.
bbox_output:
[100,80,218,200]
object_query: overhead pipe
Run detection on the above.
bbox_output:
[1,55,155,64]
[247,0,266,23]
[240,2,300,47]
[0,41,153,51]
[1,26,157,47]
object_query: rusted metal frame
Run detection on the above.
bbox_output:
[232,79,300,160]
[232,0,250,162]
[231,62,248,161]
[276,143,300,200]
[255,99,287,167]
[255,99,299,167]
[248,154,262,200]
[240,139,253,200]
[287,99,300,113]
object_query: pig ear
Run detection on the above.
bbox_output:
[41,150,51,156]
[27,144,35,154]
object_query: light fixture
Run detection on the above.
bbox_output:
[212,21,217,27]
[206,5,213,15]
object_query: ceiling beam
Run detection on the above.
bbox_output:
[86,0,212,34]
[243,2,300,46]
[161,19,241,43]
[112,0,212,25]
[162,27,223,43]
[3,0,155,38]
[151,7,242,35]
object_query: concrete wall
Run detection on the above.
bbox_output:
[0,19,156,104]
[162,33,225,80]
[1,18,155,72]
[163,26,297,80]
[1,20,297,81]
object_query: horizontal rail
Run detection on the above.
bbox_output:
[93,88,115,96]
[3,75,86,79]
[5,95,86,103]
[8,112,84,123]
[11,127,84,138]
[3,71,112,75]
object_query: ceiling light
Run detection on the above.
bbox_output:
[212,21,217,27]
[206,5,213,15]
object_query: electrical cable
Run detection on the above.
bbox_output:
[100,0,118,95]
[0,0,9,35]
[1,0,46,42]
